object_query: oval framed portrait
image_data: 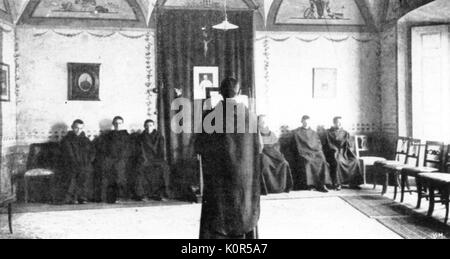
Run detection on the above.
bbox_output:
[68,63,100,101]
[77,72,94,92]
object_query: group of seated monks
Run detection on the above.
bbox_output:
[58,116,169,204]
[259,115,363,194]
[57,113,362,205]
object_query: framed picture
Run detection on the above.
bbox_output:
[68,63,100,101]
[313,68,337,99]
[193,66,219,100]
[0,63,10,102]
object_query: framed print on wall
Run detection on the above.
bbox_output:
[193,66,219,100]
[313,68,337,99]
[68,63,101,101]
[0,63,10,102]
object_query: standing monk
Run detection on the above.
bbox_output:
[195,77,262,239]
[291,115,331,192]
[61,119,95,204]
[134,119,170,201]
[97,116,131,203]
[324,117,363,190]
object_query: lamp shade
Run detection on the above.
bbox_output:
[213,18,239,31]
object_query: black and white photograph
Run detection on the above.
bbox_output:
[1,0,450,244]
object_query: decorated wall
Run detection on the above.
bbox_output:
[15,28,156,146]
[0,7,15,194]
[255,31,381,134]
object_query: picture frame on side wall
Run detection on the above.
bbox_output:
[68,63,101,101]
[193,66,219,100]
[313,68,337,99]
[0,63,10,102]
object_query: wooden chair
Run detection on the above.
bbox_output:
[373,137,410,193]
[401,141,445,206]
[354,135,386,185]
[384,138,421,200]
[417,173,450,224]
[24,143,60,203]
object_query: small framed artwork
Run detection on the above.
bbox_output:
[193,66,219,100]
[68,63,101,101]
[313,68,337,99]
[0,63,10,102]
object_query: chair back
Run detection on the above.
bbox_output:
[404,138,422,167]
[26,143,61,171]
[423,141,445,170]
[394,137,410,163]
[354,135,370,158]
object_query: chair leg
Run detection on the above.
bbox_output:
[8,203,13,234]
[416,177,422,209]
[445,195,449,225]
[382,172,389,195]
[50,175,56,204]
[372,165,377,190]
[24,177,29,204]
[362,164,367,185]
[401,173,407,203]
[428,186,436,217]
[393,172,400,200]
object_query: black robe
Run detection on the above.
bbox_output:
[290,127,331,189]
[195,100,261,239]
[95,130,131,203]
[260,131,293,195]
[60,132,95,202]
[134,130,170,199]
[324,127,363,186]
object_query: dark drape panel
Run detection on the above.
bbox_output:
[157,9,255,199]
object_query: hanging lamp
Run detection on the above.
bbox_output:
[213,0,239,31]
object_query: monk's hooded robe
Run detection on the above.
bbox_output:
[290,127,331,189]
[260,131,293,195]
[195,99,262,239]
[60,131,95,202]
[95,130,132,203]
[323,127,363,187]
[134,130,170,199]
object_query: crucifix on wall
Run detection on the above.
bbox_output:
[201,27,213,58]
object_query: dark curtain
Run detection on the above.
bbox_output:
[157,9,255,199]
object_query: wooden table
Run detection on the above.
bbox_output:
[0,195,15,234]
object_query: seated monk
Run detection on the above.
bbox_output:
[290,115,331,192]
[96,116,132,204]
[134,119,170,201]
[60,119,95,204]
[258,116,293,195]
[323,117,363,190]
